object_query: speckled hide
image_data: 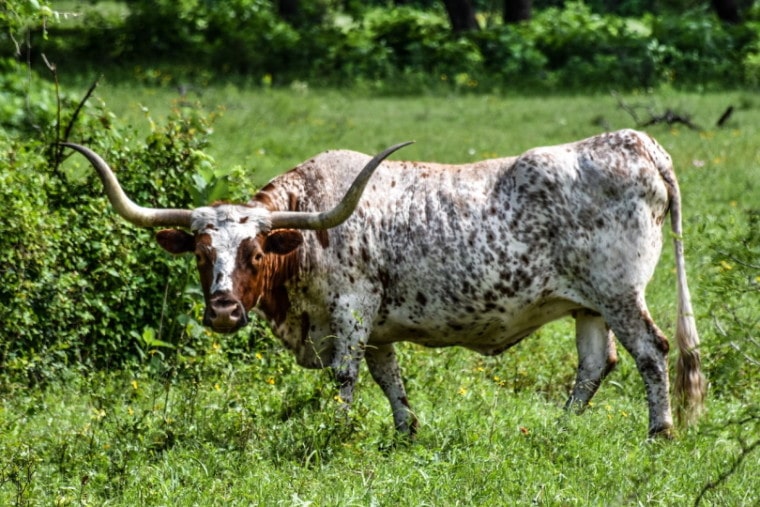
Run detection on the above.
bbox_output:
[156,129,704,437]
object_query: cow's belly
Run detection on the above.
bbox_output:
[369,297,585,355]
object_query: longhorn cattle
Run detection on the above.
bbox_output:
[63,129,706,438]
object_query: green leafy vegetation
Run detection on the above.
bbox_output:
[19,0,759,92]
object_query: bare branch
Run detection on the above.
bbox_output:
[716,106,734,127]
[715,250,760,270]
[62,76,101,143]
[639,109,701,131]
[41,53,63,174]
[694,438,759,506]
[613,92,703,131]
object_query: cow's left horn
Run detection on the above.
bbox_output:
[269,141,413,230]
[61,143,193,228]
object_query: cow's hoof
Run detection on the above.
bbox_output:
[648,425,675,440]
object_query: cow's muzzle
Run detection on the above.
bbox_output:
[204,293,248,333]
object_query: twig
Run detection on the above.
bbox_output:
[728,342,760,366]
[613,92,702,131]
[62,76,101,144]
[715,251,760,271]
[694,438,760,506]
[711,312,728,337]
[612,91,642,125]
[41,53,66,174]
[716,106,734,128]
[639,109,701,131]
[52,74,101,175]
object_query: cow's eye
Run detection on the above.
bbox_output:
[252,252,265,265]
[195,250,206,266]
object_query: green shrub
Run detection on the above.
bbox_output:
[470,25,548,88]
[0,61,228,382]
[31,1,760,91]
[528,2,656,89]
[702,209,760,398]
[365,8,466,74]
[124,0,300,79]
[650,11,744,85]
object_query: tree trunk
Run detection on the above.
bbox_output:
[278,0,300,24]
[503,0,532,24]
[442,0,480,33]
[711,0,741,23]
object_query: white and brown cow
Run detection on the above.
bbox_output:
[63,129,706,437]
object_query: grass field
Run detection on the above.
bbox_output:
[2,83,759,505]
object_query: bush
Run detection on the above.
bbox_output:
[365,7,481,77]
[527,2,656,89]
[124,0,300,79]
[0,60,228,382]
[650,10,746,86]
[702,209,760,398]
[470,25,548,87]
[32,1,760,92]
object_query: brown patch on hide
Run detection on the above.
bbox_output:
[233,235,302,325]
[316,229,330,248]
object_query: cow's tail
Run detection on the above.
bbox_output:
[659,152,707,427]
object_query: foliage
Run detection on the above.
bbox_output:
[525,2,657,89]
[0,59,234,380]
[701,209,760,398]
[649,10,748,85]
[125,0,301,75]
[0,0,53,56]
[31,1,760,92]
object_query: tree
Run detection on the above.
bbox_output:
[277,0,300,24]
[441,0,480,32]
[711,0,741,23]
[503,0,532,23]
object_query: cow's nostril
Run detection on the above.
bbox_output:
[206,294,247,333]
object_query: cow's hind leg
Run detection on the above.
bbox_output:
[602,298,673,437]
[365,344,418,435]
[566,310,618,412]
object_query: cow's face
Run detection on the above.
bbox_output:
[156,205,303,333]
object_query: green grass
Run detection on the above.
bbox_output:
[2,84,759,505]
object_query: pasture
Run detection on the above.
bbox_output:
[2,84,759,505]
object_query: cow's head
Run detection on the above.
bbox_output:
[62,141,411,333]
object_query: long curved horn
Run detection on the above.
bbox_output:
[270,141,413,230]
[61,142,193,228]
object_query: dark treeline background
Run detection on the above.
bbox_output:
[5,0,760,92]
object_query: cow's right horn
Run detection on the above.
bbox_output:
[270,141,413,230]
[62,143,193,228]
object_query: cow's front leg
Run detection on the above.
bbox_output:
[566,310,618,412]
[329,296,375,409]
[365,343,417,435]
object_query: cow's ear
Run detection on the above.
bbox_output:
[264,229,303,255]
[156,229,195,254]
